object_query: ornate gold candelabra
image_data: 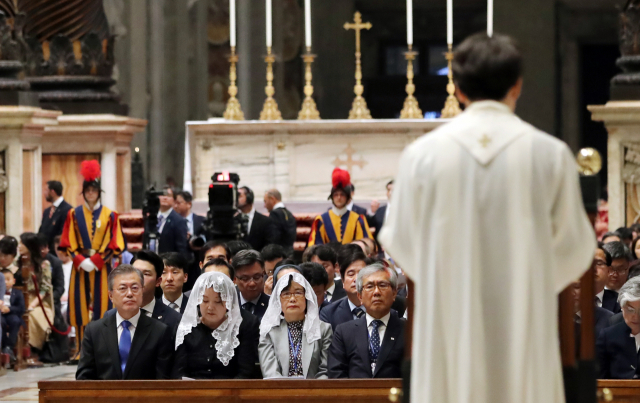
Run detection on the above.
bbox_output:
[298,47,320,120]
[223,46,245,120]
[345,12,372,120]
[400,45,423,119]
[441,44,461,118]
[259,47,282,121]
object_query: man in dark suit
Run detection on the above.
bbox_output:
[232,250,270,320]
[38,180,73,253]
[149,187,189,257]
[263,189,297,255]
[131,250,181,331]
[159,252,190,314]
[173,190,205,291]
[76,264,174,380]
[308,245,346,303]
[328,262,405,378]
[595,245,622,314]
[370,180,393,241]
[239,186,277,252]
[1,269,25,358]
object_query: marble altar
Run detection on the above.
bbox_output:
[186,119,445,202]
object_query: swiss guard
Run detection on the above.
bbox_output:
[307,168,372,246]
[59,160,126,354]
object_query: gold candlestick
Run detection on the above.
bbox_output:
[298,47,320,120]
[259,47,282,121]
[344,12,372,120]
[223,46,245,120]
[441,44,461,118]
[400,45,423,119]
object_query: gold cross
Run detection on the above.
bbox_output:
[333,144,368,173]
[479,135,492,148]
[344,12,372,55]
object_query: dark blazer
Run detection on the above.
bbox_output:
[39,199,73,252]
[192,213,206,237]
[328,314,405,379]
[597,320,640,379]
[372,205,387,240]
[327,280,347,303]
[603,289,622,314]
[610,312,624,327]
[180,294,189,314]
[268,207,297,255]
[46,253,65,314]
[244,211,277,252]
[157,210,189,257]
[76,311,174,380]
[351,204,368,216]
[320,297,355,332]
[106,298,182,333]
[238,290,270,321]
[5,288,25,318]
[172,309,260,379]
[576,307,614,355]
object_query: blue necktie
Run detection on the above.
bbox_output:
[369,320,382,363]
[157,215,165,231]
[119,320,132,375]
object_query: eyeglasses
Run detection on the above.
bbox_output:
[594,260,608,267]
[610,266,629,275]
[625,305,640,316]
[236,273,264,283]
[363,281,392,292]
[280,290,305,300]
[115,285,141,294]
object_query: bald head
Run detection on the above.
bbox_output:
[264,189,282,212]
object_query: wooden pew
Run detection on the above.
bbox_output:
[599,380,640,402]
[39,379,402,403]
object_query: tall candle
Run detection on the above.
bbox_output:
[230,0,236,47]
[447,0,453,45]
[266,0,272,48]
[407,0,413,46]
[487,0,493,37]
[305,0,311,48]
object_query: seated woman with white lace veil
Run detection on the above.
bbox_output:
[172,271,259,379]
[259,271,333,379]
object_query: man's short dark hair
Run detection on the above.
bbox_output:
[227,240,253,259]
[160,252,188,272]
[386,180,394,189]
[616,227,634,242]
[597,243,613,266]
[453,33,523,101]
[337,244,368,279]
[602,231,623,242]
[300,262,329,288]
[0,236,18,256]
[36,233,49,249]
[132,250,164,278]
[240,186,254,205]
[201,240,231,262]
[202,257,235,280]
[307,244,337,266]
[1,268,13,276]
[108,264,144,291]
[174,190,193,203]
[603,241,631,262]
[47,180,63,196]
[232,249,264,272]
[261,244,288,262]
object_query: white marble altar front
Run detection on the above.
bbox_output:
[186,119,444,202]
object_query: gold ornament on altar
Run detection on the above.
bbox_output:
[576,147,602,176]
[223,46,245,121]
[441,44,461,118]
[400,45,423,119]
[260,47,283,121]
[298,47,320,120]
[344,12,372,120]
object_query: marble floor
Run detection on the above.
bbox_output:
[0,365,76,402]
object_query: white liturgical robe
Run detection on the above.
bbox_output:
[379,101,596,403]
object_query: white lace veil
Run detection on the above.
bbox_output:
[175,271,242,366]
[259,272,321,344]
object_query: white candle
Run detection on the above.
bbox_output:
[266,0,272,48]
[407,0,413,46]
[305,0,312,48]
[487,0,493,37]
[230,0,236,47]
[447,0,453,45]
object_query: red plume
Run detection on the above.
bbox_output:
[80,160,101,182]
[331,168,351,188]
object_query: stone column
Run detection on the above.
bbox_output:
[0,107,60,235]
[589,101,640,229]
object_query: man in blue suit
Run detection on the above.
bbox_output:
[150,187,188,258]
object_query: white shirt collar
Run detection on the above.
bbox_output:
[53,196,64,208]
[326,282,336,296]
[464,100,513,114]
[331,206,348,217]
[116,309,141,328]
[366,311,391,327]
[347,297,365,313]
[84,201,102,212]
[162,293,183,309]
[346,201,354,211]
[595,289,605,305]
[141,298,156,316]
[273,202,285,210]
[239,291,261,306]
[247,207,256,220]
[158,208,173,219]
[186,212,193,222]
[631,332,640,352]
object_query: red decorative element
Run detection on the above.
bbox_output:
[72,254,85,270]
[80,160,101,182]
[331,168,351,189]
[90,254,105,270]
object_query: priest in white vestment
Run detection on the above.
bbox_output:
[379,33,595,403]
